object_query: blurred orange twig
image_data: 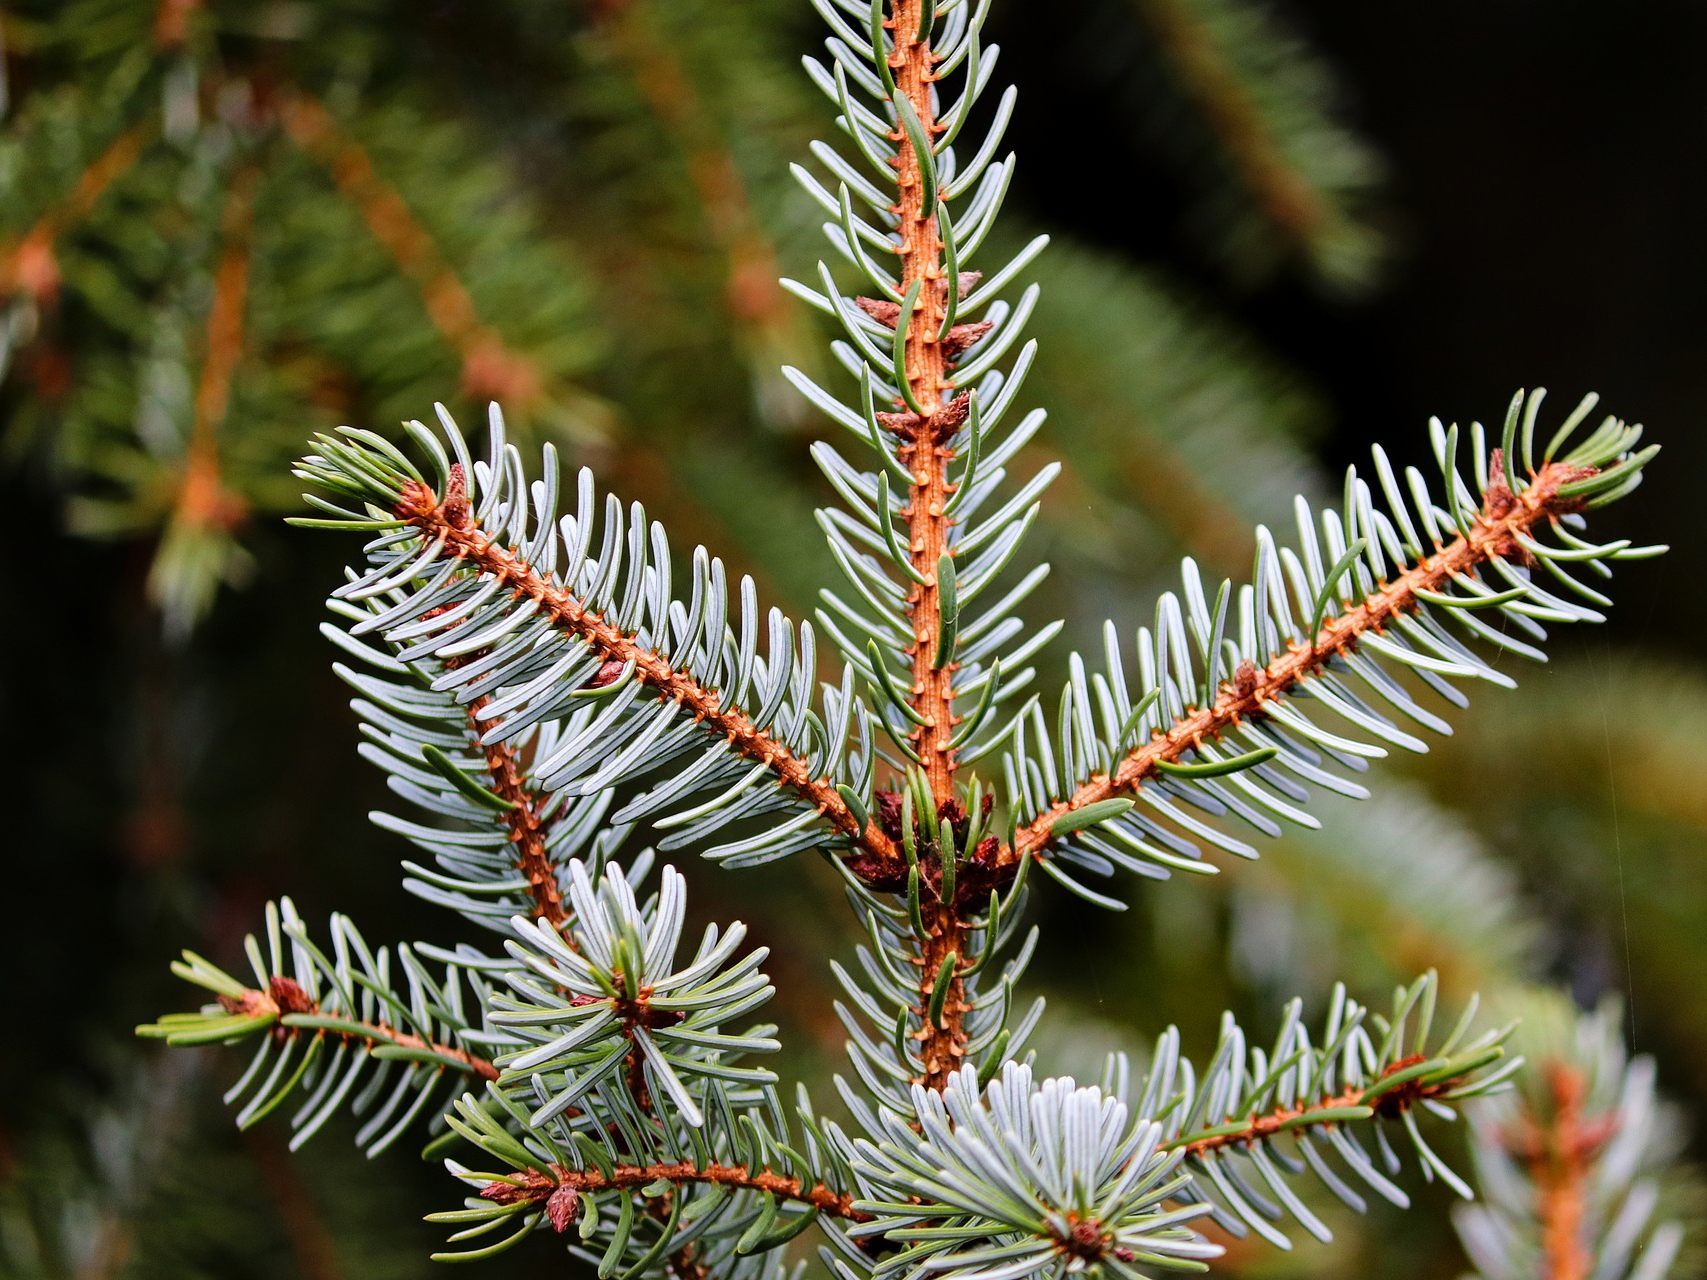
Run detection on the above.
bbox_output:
[278,92,547,409]
[1136,0,1330,249]
[1501,1063,1619,1280]
[596,0,788,330]
[1,124,153,304]
[175,164,257,534]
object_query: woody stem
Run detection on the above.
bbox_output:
[1520,1063,1611,1280]
[886,0,966,1091]
[1173,1055,1462,1156]
[231,981,497,1083]
[393,485,901,868]
[463,691,568,928]
[1005,456,1598,866]
[492,1160,869,1222]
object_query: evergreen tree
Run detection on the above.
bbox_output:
[3,2,1698,1277]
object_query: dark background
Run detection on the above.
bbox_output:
[1005,0,1706,649]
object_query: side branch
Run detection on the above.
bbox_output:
[2,123,152,303]
[597,3,789,333]
[432,613,569,928]
[214,976,497,1082]
[470,699,567,927]
[393,482,901,867]
[175,165,257,535]
[1138,0,1331,250]
[480,1161,868,1225]
[1007,455,1597,865]
[278,93,545,410]
[1173,1054,1463,1157]
[1500,1063,1616,1280]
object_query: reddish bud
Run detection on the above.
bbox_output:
[1063,1219,1106,1260]
[941,320,994,360]
[479,1170,555,1207]
[441,463,472,529]
[546,1185,580,1233]
[856,296,902,328]
[1482,449,1518,520]
[928,393,971,441]
[874,790,905,843]
[875,409,924,437]
[1232,661,1260,701]
[267,976,314,1015]
[586,659,627,689]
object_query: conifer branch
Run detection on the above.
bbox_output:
[1454,995,1685,1280]
[1136,974,1522,1249]
[1008,452,1601,866]
[1171,1052,1466,1157]
[1138,0,1331,249]
[391,475,901,867]
[1,123,152,303]
[146,158,256,632]
[476,1161,867,1225]
[883,0,972,1092]
[161,974,499,1083]
[1125,0,1381,288]
[516,856,721,1272]
[110,0,1676,1271]
[429,618,571,930]
[888,0,957,798]
[175,165,257,536]
[463,694,569,929]
[1505,1063,1613,1280]
[598,2,789,332]
[278,94,556,413]
[141,902,506,1156]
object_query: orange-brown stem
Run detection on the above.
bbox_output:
[278,94,543,408]
[1174,1054,1460,1157]
[884,0,969,1092]
[597,2,788,329]
[484,1160,868,1222]
[1006,455,1597,866]
[890,0,955,797]
[177,165,258,534]
[392,484,902,868]
[223,976,498,1083]
[431,595,569,929]
[407,473,786,1280]
[467,693,567,926]
[2,124,152,303]
[1138,0,1331,250]
[1502,1062,1618,1280]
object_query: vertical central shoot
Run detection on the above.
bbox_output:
[889,0,966,1091]
[892,0,956,798]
